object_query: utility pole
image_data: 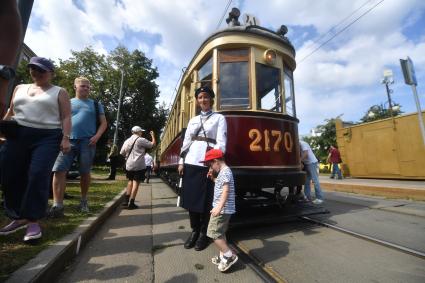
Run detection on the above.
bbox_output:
[113,70,124,145]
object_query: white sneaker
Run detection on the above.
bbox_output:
[312,199,324,205]
[218,254,238,272]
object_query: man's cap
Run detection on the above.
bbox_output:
[27,57,55,72]
[201,148,223,163]
[195,86,215,98]
[131,126,145,133]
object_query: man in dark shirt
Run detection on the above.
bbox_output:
[327,145,343,179]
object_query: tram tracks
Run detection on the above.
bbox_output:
[300,216,425,260]
[229,241,287,283]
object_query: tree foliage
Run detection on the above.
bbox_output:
[360,103,403,123]
[15,46,169,162]
[302,118,338,163]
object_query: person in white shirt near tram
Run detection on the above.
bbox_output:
[144,152,153,183]
[300,140,324,204]
[178,86,227,251]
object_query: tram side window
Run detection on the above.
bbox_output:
[198,57,213,88]
[284,67,295,116]
[256,63,282,112]
[218,49,250,109]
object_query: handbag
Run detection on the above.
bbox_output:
[180,113,214,158]
[0,120,19,139]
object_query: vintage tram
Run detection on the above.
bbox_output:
[159,9,305,205]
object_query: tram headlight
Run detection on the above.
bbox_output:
[264,49,277,65]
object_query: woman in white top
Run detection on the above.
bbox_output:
[178,86,227,251]
[120,126,156,209]
[0,57,71,242]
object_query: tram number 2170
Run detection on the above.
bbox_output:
[249,129,294,153]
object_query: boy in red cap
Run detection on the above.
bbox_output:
[202,149,238,272]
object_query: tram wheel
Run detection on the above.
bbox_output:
[274,186,290,207]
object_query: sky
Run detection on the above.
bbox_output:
[24,0,425,135]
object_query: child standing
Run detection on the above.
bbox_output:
[202,149,238,272]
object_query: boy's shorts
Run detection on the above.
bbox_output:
[52,138,96,174]
[126,169,146,182]
[207,213,232,240]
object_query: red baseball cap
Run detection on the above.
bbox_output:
[201,149,223,163]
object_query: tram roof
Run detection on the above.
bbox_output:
[204,25,295,55]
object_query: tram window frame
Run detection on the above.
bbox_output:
[256,62,283,113]
[283,66,296,117]
[197,56,213,88]
[217,48,251,110]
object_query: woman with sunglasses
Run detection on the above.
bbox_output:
[0,56,71,242]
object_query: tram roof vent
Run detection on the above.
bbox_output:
[226,8,241,27]
[276,25,288,38]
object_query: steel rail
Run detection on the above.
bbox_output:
[229,241,288,283]
[301,216,425,260]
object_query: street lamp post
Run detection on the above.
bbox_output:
[381,69,394,118]
[113,70,124,146]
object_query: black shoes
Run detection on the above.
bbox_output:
[184,231,199,249]
[127,202,139,210]
[194,234,209,251]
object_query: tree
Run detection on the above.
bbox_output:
[302,118,339,163]
[360,102,403,123]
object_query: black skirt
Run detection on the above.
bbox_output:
[181,164,214,213]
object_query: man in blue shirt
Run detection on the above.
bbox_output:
[49,77,107,216]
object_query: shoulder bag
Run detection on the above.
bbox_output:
[124,137,140,171]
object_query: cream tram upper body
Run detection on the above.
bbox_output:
[161,20,300,191]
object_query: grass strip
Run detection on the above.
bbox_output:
[0,169,126,282]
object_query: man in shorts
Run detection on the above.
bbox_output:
[120,126,156,209]
[49,77,107,216]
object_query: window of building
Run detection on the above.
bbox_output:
[256,63,282,112]
[218,49,250,109]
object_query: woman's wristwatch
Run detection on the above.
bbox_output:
[63,134,71,139]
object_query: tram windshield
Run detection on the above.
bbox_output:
[256,63,282,112]
[218,49,250,109]
[283,67,295,116]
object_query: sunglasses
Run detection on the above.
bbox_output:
[29,65,48,73]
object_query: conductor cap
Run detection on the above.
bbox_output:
[195,86,215,98]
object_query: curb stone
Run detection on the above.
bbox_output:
[6,189,126,283]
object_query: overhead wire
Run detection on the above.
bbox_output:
[216,0,233,30]
[167,67,186,110]
[302,0,376,53]
[166,0,233,110]
[298,0,385,64]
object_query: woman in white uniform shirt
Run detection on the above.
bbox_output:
[178,86,227,251]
